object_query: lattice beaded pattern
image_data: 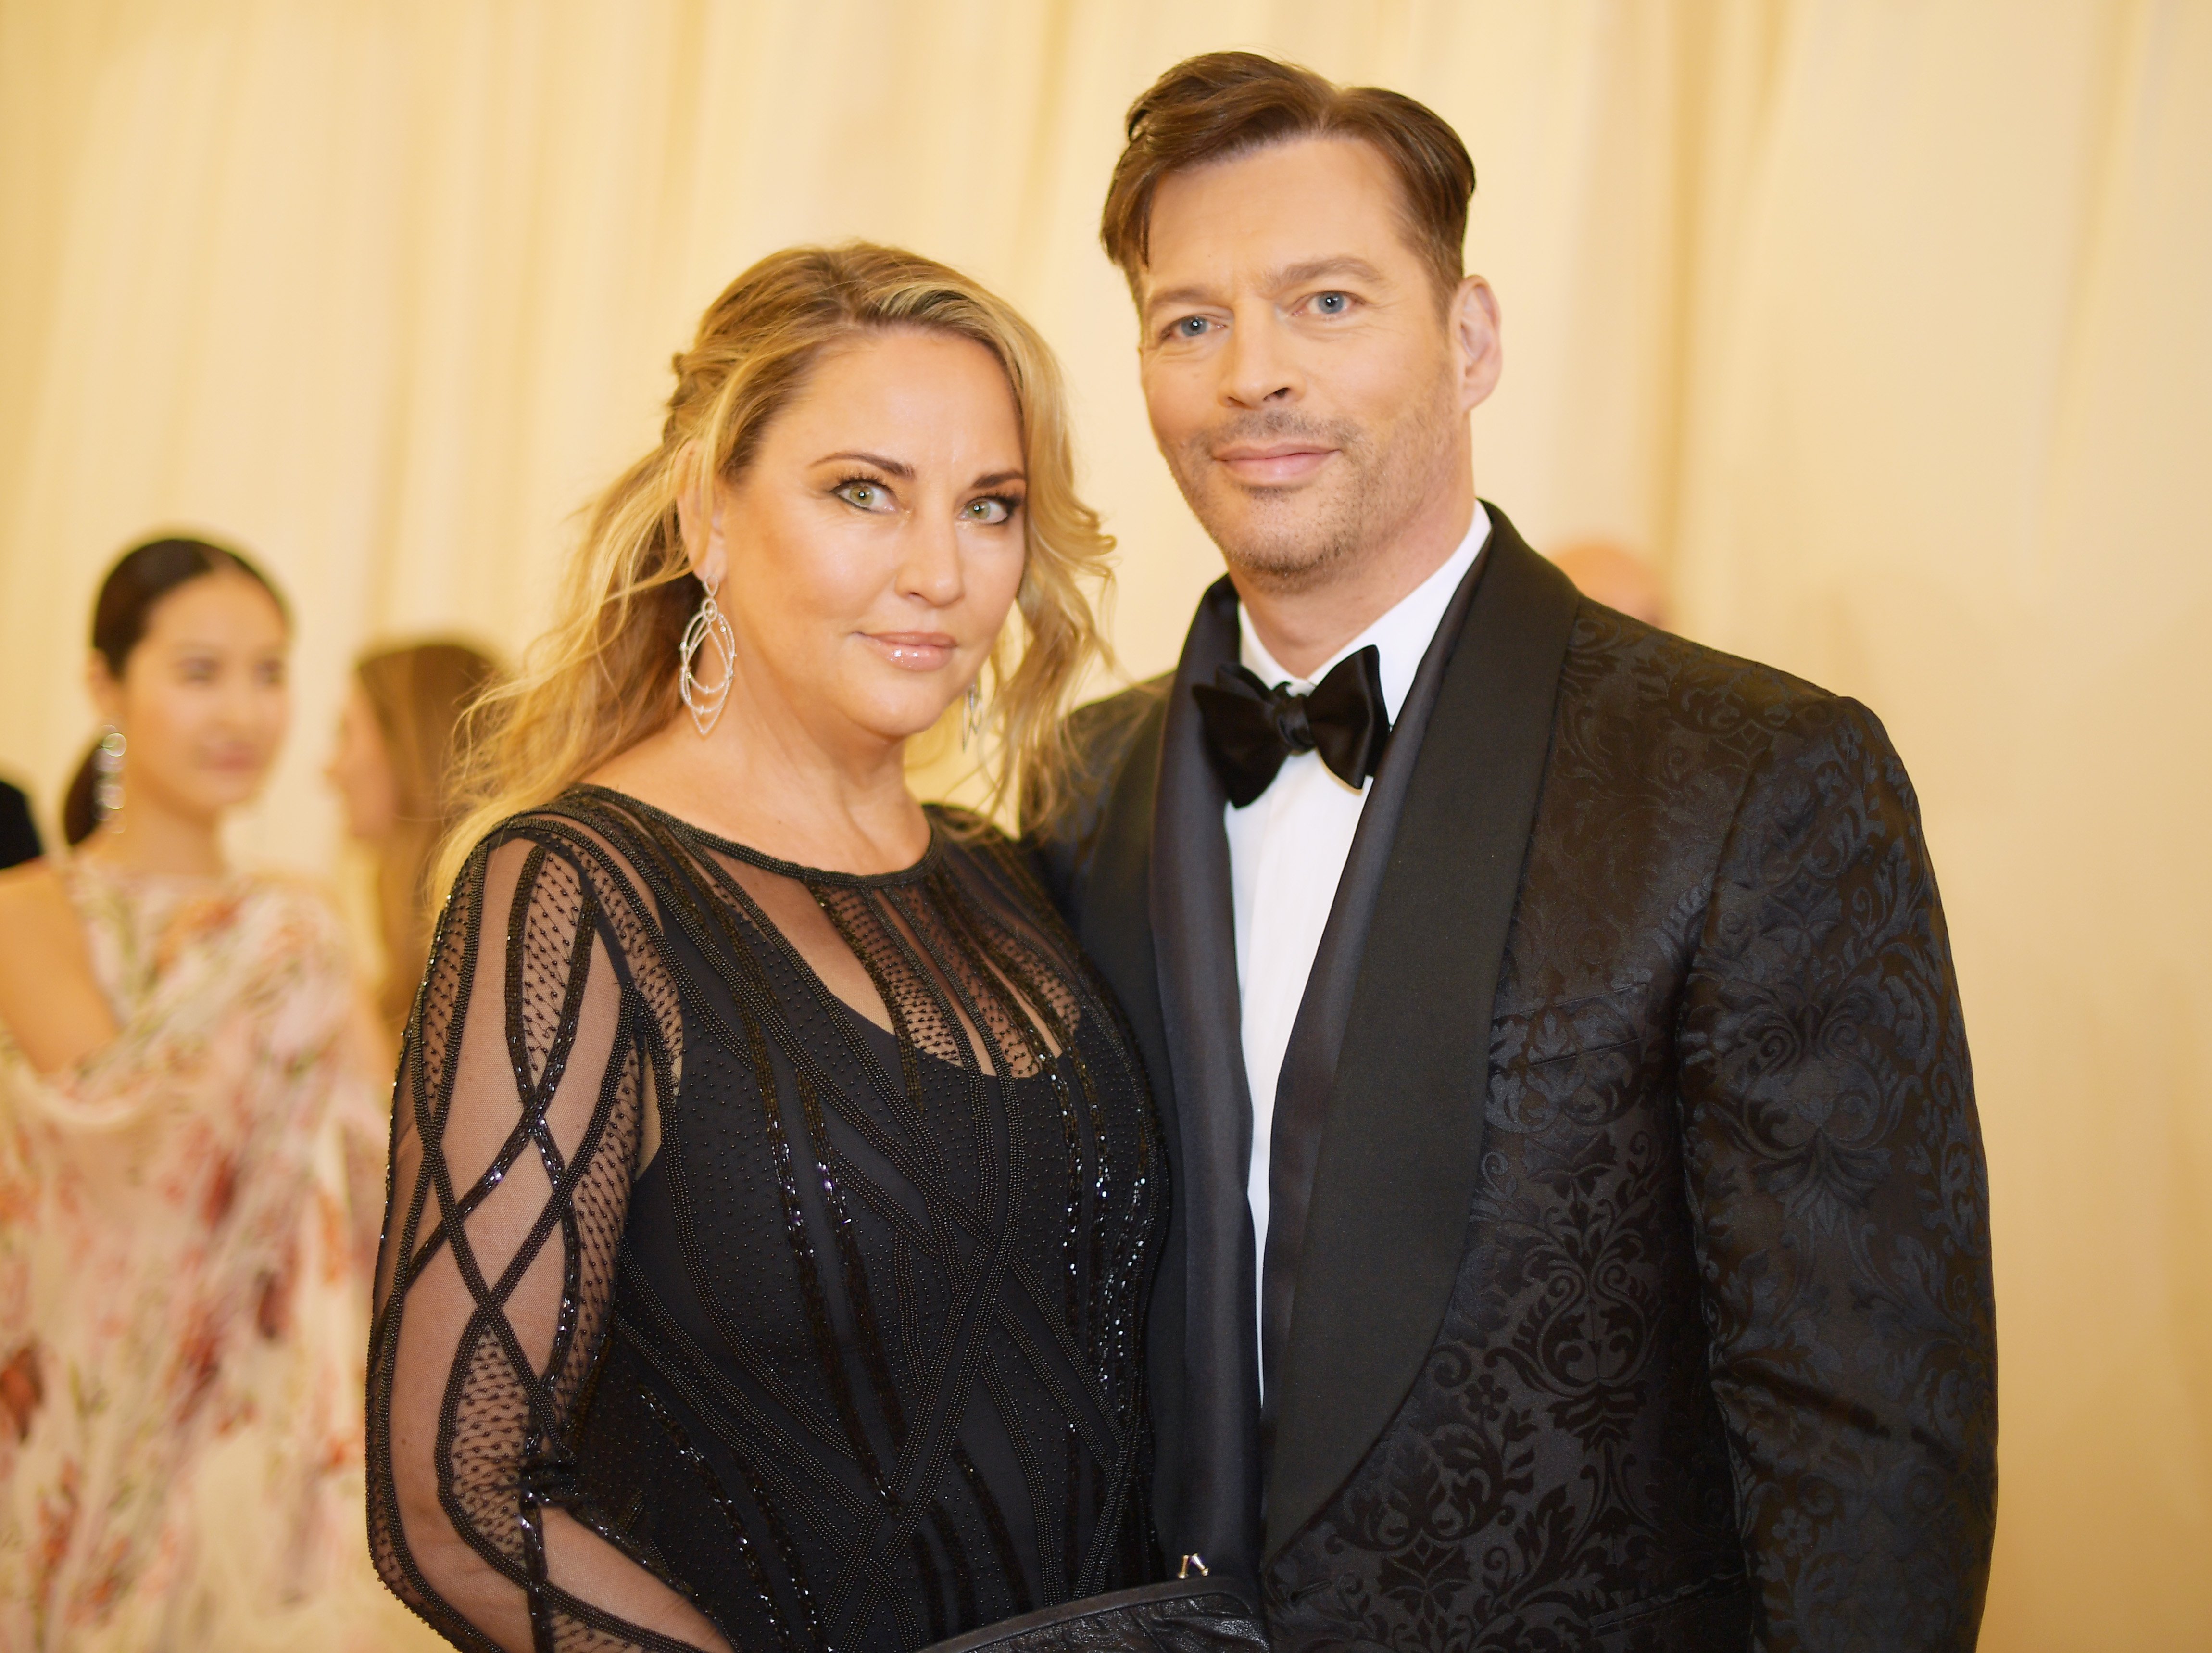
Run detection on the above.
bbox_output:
[368,788,1163,1653]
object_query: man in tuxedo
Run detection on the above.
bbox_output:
[1031,52,1997,1651]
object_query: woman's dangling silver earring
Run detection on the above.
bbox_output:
[93,726,126,826]
[678,575,737,738]
[960,678,985,750]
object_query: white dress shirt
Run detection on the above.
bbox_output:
[1226,505,1489,1392]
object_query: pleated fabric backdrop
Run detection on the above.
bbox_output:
[1,3,2206,1646]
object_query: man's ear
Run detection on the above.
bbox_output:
[1451,275,1504,414]
[85,652,122,727]
[672,441,729,590]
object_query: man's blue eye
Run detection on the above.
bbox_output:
[1316,292,1347,314]
[1177,316,1208,338]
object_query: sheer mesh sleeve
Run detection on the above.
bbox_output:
[367,826,729,1653]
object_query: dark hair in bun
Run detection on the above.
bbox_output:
[63,536,287,845]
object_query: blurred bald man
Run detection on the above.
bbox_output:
[1551,537,1668,627]
[1030,50,1995,1652]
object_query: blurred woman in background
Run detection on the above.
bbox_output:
[325,640,498,1049]
[0,536,432,1652]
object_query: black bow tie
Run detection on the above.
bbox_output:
[1192,645,1392,808]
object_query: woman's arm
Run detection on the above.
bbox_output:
[367,831,731,1653]
[334,986,398,1287]
[0,862,119,1073]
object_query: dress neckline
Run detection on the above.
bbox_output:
[569,784,946,889]
[66,850,238,887]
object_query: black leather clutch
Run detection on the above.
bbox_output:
[918,1576,1269,1652]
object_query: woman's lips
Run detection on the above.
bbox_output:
[1214,445,1336,485]
[862,631,958,671]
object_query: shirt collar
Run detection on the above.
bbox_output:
[1238,502,1491,721]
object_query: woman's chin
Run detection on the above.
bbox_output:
[842,692,967,750]
[883,714,962,749]
[183,778,270,818]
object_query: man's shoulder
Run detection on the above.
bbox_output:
[1024,673,1174,904]
[1047,673,1175,826]
[1540,596,1921,830]
[1066,672,1175,754]
[1560,598,1848,746]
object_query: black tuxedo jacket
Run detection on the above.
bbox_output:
[1031,511,1996,1651]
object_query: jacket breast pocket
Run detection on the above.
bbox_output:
[1488,982,1659,1134]
[1589,1571,1752,1650]
[1498,982,1653,1069]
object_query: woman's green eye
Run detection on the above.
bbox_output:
[966,497,1015,525]
[835,480,888,511]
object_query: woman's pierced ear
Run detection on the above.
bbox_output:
[672,440,714,579]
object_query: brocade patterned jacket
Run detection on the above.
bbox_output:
[1031,509,1998,1652]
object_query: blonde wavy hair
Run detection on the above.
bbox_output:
[438,242,1113,900]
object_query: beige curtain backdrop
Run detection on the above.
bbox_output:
[1,1,2205,1644]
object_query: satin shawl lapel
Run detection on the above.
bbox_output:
[1258,537,1490,1411]
[1147,576,1266,1584]
[1263,520,1582,1559]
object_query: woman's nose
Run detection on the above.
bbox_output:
[898,516,967,607]
[215,672,279,730]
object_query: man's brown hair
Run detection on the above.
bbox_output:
[1100,52,1476,304]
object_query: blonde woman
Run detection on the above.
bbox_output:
[324,640,499,1049]
[366,246,1179,1653]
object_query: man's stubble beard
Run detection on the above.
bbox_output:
[1162,372,1464,596]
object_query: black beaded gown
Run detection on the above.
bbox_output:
[366,788,1163,1653]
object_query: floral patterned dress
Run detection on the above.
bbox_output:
[0,858,437,1653]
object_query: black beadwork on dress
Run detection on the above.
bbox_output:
[367,788,1163,1653]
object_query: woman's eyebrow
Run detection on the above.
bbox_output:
[970,470,1026,489]
[814,449,914,478]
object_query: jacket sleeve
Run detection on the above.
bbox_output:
[1677,696,1997,1652]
